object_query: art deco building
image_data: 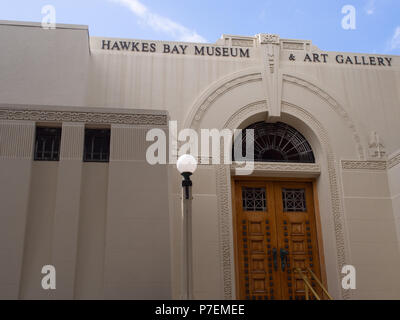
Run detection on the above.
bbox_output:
[0,20,400,300]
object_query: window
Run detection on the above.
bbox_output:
[282,188,307,212]
[242,187,267,212]
[83,129,111,162]
[233,122,315,163]
[34,127,62,161]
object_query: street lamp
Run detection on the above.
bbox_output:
[176,154,197,300]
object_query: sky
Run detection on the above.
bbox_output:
[0,0,399,54]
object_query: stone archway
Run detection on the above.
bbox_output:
[185,70,365,160]
[207,100,348,300]
[185,71,361,300]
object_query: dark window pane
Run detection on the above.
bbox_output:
[83,129,110,162]
[34,127,61,161]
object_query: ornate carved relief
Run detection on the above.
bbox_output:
[341,160,387,171]
[257,34,282,119]
[216,164,236,299]
[258,34,280,45]
[232,162,321,174]
[0,108,168,126]
[368,131,386,159]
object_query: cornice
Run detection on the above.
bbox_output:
[0,106,168,126]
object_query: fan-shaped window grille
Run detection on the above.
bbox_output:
[233,122,315,163]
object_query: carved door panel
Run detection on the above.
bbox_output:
[235,180,322,300]
[273,182,322,300]
[235,182,281,300]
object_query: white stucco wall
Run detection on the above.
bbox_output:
[0,21,89,107]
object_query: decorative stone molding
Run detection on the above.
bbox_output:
[283,74,365,160]
[191,73,263,130]
[224,101,268,129]
[0,108,168,126]
[188,72,364,162]
[368,131,386,159]
[341,160,387,171]
[258,34,280,45]
[232,162,321,175]
[388,151,400,169]
[257,34,282,118]
[216,164,236,299]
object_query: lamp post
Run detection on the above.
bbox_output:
[176,154,197,300]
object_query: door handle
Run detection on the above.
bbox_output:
[280,249,289,272]
[272,248,278,272]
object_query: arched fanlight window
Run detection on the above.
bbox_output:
[233,122,315,163]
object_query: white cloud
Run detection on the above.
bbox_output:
[109,0,207,43]
[390,26,400,50]
[365,0,375,15]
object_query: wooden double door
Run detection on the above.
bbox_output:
[234,180,323,300]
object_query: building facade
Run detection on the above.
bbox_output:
[0,20,400,300]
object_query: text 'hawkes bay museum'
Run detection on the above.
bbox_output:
[101,39,251,57]
[0,20,400,301]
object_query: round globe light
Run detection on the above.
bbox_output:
[177,154,198,174]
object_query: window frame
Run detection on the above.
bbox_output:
[232,121,316,164]
[83,128,111,163]
[34,126,62,162]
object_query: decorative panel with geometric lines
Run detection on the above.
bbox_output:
[282,188,307,212]
[242,187,267,211]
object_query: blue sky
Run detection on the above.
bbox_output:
[1,0,399,54]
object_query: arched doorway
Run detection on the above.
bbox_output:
[185,71,354,300]
[232,121,324,300]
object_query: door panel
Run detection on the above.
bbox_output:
[273,182,322,300]
[235,180,323,300]
[235,182,281,300]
